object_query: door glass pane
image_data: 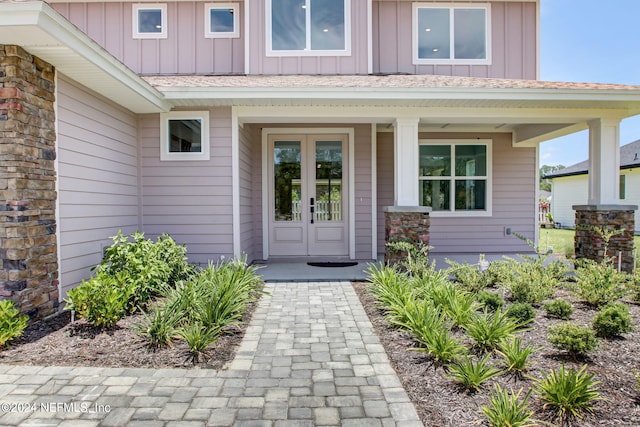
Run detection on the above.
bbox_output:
[420,180,450,211]
[310,0,345,50]
[455,145,486,177]
[420,145,451,176]
[455,179,486,210]
[417,8,450,59]
[272,0,306,50]
[315,141,342,222]
[274,141,302,221]
[454,8,486,59]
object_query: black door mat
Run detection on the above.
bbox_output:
[307,262,358,268]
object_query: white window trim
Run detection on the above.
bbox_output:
[133,3,167,39]
[412,3,491,66]
[160,111,210,161]
[419,139,493,217]
[265,0,352,57]
[205,3,240,39]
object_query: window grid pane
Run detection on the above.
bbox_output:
[168,119,202,153]
[417,8,450,59]
[419,143,488,213]
[453,8,486,59]
[310,0,345,50]
[272,0,306,50]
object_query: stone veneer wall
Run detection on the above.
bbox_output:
[574,205,636,273]
[0,45,58,319]
[383,206,431,264]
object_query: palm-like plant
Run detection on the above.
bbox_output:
[465,308,525,352]
[533,364,601,422]
[482,384,536,427]
[446,353,502,393]
[496,337,540,377]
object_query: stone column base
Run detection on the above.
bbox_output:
[383,206,431,265]
[573,204,637,272]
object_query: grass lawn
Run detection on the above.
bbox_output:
[539,227,640,260]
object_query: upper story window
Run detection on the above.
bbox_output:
[205,3,240,38]
[133,4,167,39]
[412,3,490,65]
[267,0,351,56]
[419,140,492,216]
[160,111,210,161]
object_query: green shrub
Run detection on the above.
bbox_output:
[464,309,524,352]
[507,262,558,305]
[533,364,601,421]
[0,300,28,348]
[572,258,629,307]
[445,259,486,293]
[483,260,516,288]
[385,241,432,277]
[367,264,415,316]
[482,385,536,427]
[65,272,135,328]
[432,284,478,329]
[548,323,598,356]
[97,231,192,305]
[543,299,574,320]
[627,270,640,301]
[505,303,536,326]
[496,337,539,377]
[476,291,505,312]
[592,302,633,338]
[446,354,502,393]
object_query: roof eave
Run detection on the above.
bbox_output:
[0,2,170,114]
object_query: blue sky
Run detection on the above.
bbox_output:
[539,0,640,167]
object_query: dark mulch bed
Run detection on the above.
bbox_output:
[353,281,640,427]
[0,298,260,370]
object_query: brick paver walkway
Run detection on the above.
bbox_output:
[0,281,423,426]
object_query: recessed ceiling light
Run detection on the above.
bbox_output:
[323,28,329,32]
[425,28,431,32]
[433,48,439,52]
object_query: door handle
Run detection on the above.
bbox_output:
[310,206,314,224]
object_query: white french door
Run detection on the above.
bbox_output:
[267,134,349,257]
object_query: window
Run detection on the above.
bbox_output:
[205,3,239,38]
[413,3,490,65]
[620,174,626,200]
[160,111,210,161]
[133,4,167,39]
[267,0,351,56]
[419,140,491,215]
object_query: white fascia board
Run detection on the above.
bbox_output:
[156,84,640,102]
[0,2,169,114]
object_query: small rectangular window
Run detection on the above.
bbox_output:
[419,140,492,215]
[620,174,626,200]
[133,4,167,39]
[160,111,210,161]
[205,3,239,38]
[267,0,351,56]
[413,3,490,65]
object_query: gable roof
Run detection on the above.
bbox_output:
[545,139,640,179]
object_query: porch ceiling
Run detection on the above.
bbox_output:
[147,74,640,146]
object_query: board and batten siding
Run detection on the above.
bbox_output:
[376,132,535,254]
[57,76,140,297]
[372,1,537,79]
[626,171,640,234]
[353,124,374,259]
[51,2,245,75]
[247,0,369,75]
[238,123,259,262]
[140,107,234,265]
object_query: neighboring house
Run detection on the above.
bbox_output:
[546,140,640,233]
[2,0,640,317]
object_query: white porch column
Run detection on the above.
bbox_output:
[587,118,621,205]
[393,118,420,206]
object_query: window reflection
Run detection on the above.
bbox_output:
[138,9,162,33]
[210,8,235,33]
[271,0,346,51]
[168,119,202,153]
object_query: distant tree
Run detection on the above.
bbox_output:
[539,165,566,192]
